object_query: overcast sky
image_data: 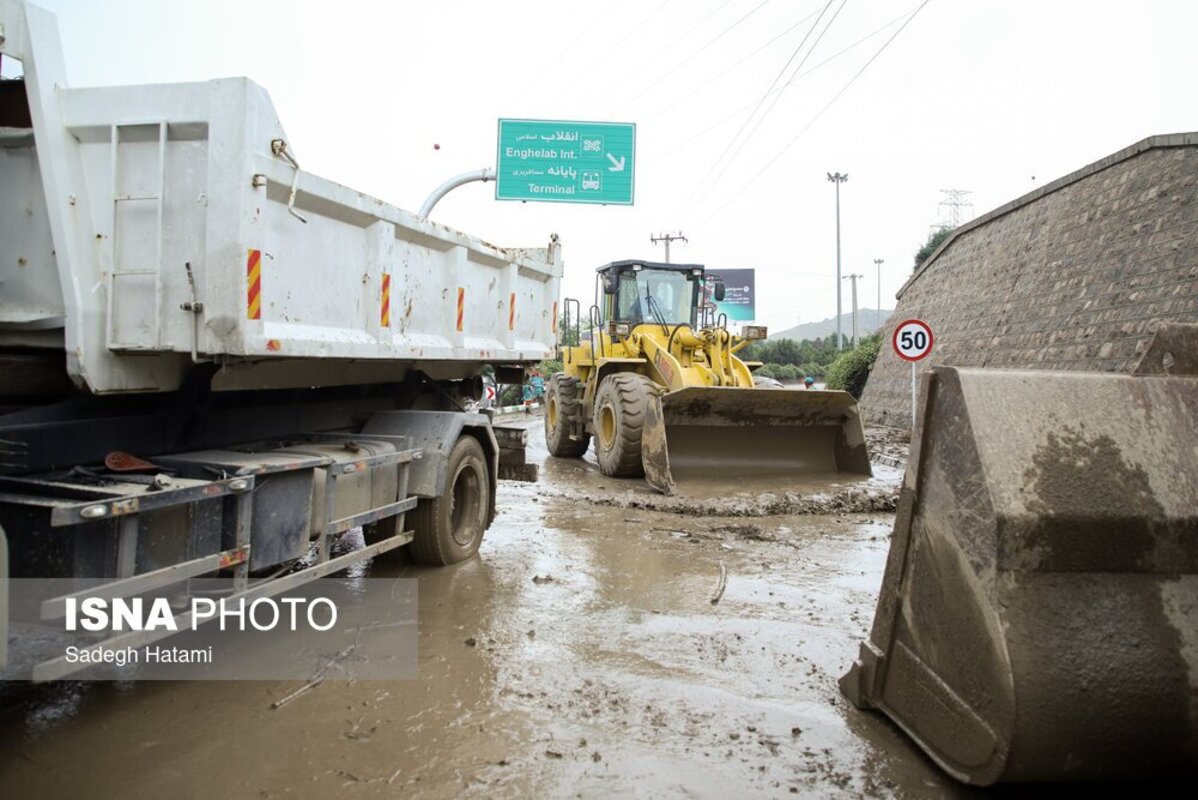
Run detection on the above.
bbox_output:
[15,0,1198,331]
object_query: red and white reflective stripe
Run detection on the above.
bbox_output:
[456,287,465,332]
[552,300,558,333]
[380,273,391,327]
[246,249,262,320]
[508,292,516,331]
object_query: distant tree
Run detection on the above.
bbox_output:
[914,226,954,271]
[825,332,883,399]
[771,338,802,366]
[799,361,826,380]
[776,364,800,383]
[499,384,523,406]
[557,309,587,347]
[741,334,843,369]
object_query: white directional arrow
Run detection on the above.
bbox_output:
[606,153,626,172]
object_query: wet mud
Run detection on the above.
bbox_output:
[538,424,906,518]
[0,420,985,797]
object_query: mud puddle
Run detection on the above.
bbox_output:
[1,420,964,798]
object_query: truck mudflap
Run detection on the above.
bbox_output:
[840,331,1198,784]
[642,386,871,494]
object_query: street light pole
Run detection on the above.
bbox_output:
[844,273,863,347]
[827,173,848,349]
[873,258,884,331]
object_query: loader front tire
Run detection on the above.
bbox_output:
[545,374,590,458]
[409,435,490,566]
[593,373,656,478]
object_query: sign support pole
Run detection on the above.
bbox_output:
[418,167,495,220]
[892,318,935,429]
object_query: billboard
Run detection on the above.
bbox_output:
[704,268,755,323]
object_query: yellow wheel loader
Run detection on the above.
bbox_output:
[545,260,872,493]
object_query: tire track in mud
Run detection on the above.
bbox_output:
[532,483,899,518]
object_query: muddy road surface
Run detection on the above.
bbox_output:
[2,420,984,798]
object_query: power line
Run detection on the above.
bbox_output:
[542,0,675,108]
[684,0,848,218]
[613,0,771,115]
[604,0,738,113]
[680,0,839,220]
[647,7,917,155]
[690,0,933,227]
[644,2,872,124]
[503,0,628,109]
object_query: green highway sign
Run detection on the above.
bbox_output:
[495,119,636,205]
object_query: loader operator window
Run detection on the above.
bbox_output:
[615,270,697,326]
[617,278,644,323]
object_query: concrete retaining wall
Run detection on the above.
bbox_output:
[862,133,1198,428]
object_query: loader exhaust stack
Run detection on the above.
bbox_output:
[642,387,872,494]
[840,324,1198,784]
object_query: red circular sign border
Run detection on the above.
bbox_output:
[892,318,934,362]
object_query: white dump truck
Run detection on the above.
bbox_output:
[0,0,559,678]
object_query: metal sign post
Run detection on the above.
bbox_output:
[892,318,935,425]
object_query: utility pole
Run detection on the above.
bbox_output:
[873,258,884,332]
[650,232,687,264]
[844,273,863,347]
[827,173,848,349]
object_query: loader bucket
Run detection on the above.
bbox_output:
[642,386,871,494]
[840,356,1198,784]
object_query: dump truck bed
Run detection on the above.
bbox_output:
[0,0,561,395]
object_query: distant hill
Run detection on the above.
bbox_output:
[770,309,893,342]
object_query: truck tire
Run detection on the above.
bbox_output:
[545,374,590,457]
[593,372,656,478]
[409,435,490,566]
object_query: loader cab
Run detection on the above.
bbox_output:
[597,260,716,329]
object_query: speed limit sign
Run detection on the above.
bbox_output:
[892,319,934,362]
[893,319,934,425]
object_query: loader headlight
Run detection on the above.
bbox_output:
[609,322,631,337]
[742,325,768,340]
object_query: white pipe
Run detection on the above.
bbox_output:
[418,168,495,220]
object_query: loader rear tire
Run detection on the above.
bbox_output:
[593,373,656,478]
[545,374,590,458]
[409,435,490,566]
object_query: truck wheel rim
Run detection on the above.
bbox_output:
[547,394,559,428]
[449,463,482,547]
